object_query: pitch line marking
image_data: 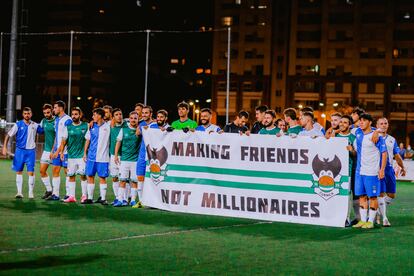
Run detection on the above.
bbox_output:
[0,221,272,255]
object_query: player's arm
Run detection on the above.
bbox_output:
[83,129,91,162]
[379,151,387,179]
[2,135,10,156]
[394,154,406,176]
[114,129,123,164]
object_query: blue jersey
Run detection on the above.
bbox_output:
[53,114,72,153]
[195,124,221,132]
[8,120,42,150]
[85,122,110,163]
[354,129,387,176]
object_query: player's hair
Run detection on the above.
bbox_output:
[129,111,138,117]
[71,106,82,114]
[157,109,168,117]
[283,108,297,120]
[341,115,354,125]
[359,113,373,122]
[302,111,314,120]
[376,117,388,123]
[255,105,268,113]
[143,105,153,114]
[264,109,276,118]
[275,118,284,125]
[302,106,314,113]
[112,108,122,116]
[200,108,212,114]
[22,107,32,113]
[331,112,342,118]
[135,103,145,108]
[352,107,365,117]
[238,110,249,119]
[103,105,113,113]
[54,100,66,110]
[93,108,105,118]
[42,103,52,110]
[177,101,190,110]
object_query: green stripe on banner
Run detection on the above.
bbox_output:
[145,173,349,196]
[166,163,349,183]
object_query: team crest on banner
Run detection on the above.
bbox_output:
[146,145,168,184]
[311,155,343,200]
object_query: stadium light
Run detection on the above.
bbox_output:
[333,102,339,107]
[195,109,200,114]
[77,97,81,100]
[319,102,324,107]
[189,101,194,106]
[195,99,199,103]
[206,99,212,103]
[298,104,303,109]
[321,113,326,118]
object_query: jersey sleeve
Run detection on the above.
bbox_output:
[116,129,123,142]
[85,128,91,140]
[36,123,44,134]
[61,126,69,140]
[191,121,198,129]
[393,140,400,155]
[64,119,73,126]
[376,136,387,153]
[7,123,18,137]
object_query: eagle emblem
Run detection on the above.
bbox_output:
[312,155,343,200]
[146,145,168,184]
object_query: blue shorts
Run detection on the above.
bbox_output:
[52,153,68,168]
[12,148,36,172]
[85,161,109,178]
[355,175,380,197]
[380,166,397,194]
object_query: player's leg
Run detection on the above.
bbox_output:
[64,159,77,203]
[110,155,120,205]
[50,155,62,200]
[96,162,109,205]
[63,156,69,200]
[26,149,36,199]
[115,161,128,207]
[78,159,88,203]
[39,151,52,199]
[353,174,368,228]
[82,160,96,204]
[351,170,360,223]
[136,154,146,206]
[383,168,396,226]
[12,148,25,198]
[362,176,380,229]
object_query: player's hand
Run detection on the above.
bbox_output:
[143,126,149,130]
[346,145,353,151]
[166,127,174,132]
[51,151,59,159]
[137,176,144,182]
[60,152,64,161]
[378,169,385,179]
[83,154,87,163]
[2,146,7,156]
[400,167,406,176]
[245,131,251,136]
[182,127,189,133]
[89,120,94,129]
[218,130,224,134]
[114,155,120,165]
[371,130,379,144]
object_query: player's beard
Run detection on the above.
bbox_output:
[201,119,209,126]
[264,121,272,128]
[72,118,80,123]
[157,120,166,126]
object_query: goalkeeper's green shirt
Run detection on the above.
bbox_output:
[171,118,197,130]
[65,122,88,159]
[259,127,281,135]
[40,117,56,152]
[110,121,126,156]
[117,124,141,162]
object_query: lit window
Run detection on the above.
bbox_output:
[205,69,211,74]
[97,69,103,73]
[258,5,267,9]
[99,9,105,14]
[196,80,203,85]
[196,68,203,74]
[258,22,266,26]
[221,17,233,26]
[170,69,177,74]
[181,59,186,65]
[170,59,179,64]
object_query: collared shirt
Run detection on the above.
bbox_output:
[8,120,41,150]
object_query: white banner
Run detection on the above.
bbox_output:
[142,129,350,227]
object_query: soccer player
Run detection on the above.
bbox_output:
[103,105,113,122]
[275,118,287,133]
[259,110,280,135]
[152,109,170,129]
[49,101,72,201]
[224,111,249,134]
[171,102,198,131]
[59,107,88,203]
[352,113,387,229]
[351,107,365,130]
[298,111,324,137]
[251,105,268,134]
[300,106,325,134]
[376,117,406,226]
[195,108,221,133]
[2,107,42,199]
[39,104,55,199]
[82,108,111,205]
[139,105,154,128]
[283,108,301,135]
[109,108,125,205]
[325,112,342,138]
[114,111,141,207]
[135,103,145,122]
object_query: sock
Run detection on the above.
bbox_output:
[28,175,35,196]
[41,177,52,192]
[100,183,107,200]
[368,209,377,223]
[68,181,76,197]
[360,207,368,222]
[384,196,394,205]
[52,177,60,196]
[16,174,23,195]
[65,176,70,196]
[126,184,131,199]
[81,180,88,196]
[130,187,137,202]
[137,181,143,201]
[87,184,95,200]
[353,199,360,220]
[378,197,387,220]
[112,181,119,197]
[117,187,125,201]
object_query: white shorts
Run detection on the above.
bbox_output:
[110,155,121,178]
[40,151,51,164]
[120,161,137,182]
[67,158,86,177]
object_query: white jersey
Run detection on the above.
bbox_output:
[299,127,323,137]
[85,121,110,163]
[384,134,399,166]
[354,129,387,176]
[195,124,221,132]
[8,120,40,150]
[54,114,72,154]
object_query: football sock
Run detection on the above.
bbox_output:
[368,209,377,223]
[130,187,137,202]
[52,177,60,197]
[137,181,143,201]
[87,184,95,200]
[81,180,88,197]
[360,207,368,222]
[117,187,125,201]
[112,181,119,196]
[68,181,76,197]
[100,183,107,201]
[16,174,23,195]
[378,197,387,220]
[41,176,52,192]
[28,175,35,196]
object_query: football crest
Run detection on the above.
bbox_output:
[312,155,343,200]
[146,145,168,184]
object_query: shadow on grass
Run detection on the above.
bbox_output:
[0,254,105,271]
[1,199,411,243]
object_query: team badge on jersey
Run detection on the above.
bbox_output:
[311,155,344,200]
[146,145,168,185]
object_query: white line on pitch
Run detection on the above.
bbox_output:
[0,221,272,255]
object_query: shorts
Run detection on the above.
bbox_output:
[110,155,121,178]
[52,152,68,168]
[40,151,51,164]
[380,166,397,194]
[12,148,36,172]
[67,158,86,177]
[120,161,137,182]
[355,174,380,197]
[85,161,109,178]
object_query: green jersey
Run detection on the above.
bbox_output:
[40,117,56,152]
[171,118,197,130]
[110,121,126,156]
[117,124,141,162]
[64,122,88,159]
[259,127,281,135]
[287,125,302,135]
[336,132,356,174]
